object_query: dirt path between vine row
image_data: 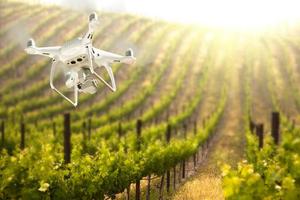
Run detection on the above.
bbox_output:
[171,63,245,200]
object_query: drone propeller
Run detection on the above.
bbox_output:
[89,12,98,22]
[27,38,35,48]
[83,12,99,44]
[125,48,133,57]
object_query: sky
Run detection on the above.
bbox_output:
[39,0,300,29]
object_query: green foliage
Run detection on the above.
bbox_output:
[222,53,300,199]
[0,70,227,199]
[0,2,229,199]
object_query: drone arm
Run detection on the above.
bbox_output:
[83,26,95,42]
[93,48,136,65]
[87,45,117,92]
[86,44,115,92]
[25,38,60,58]
[83,12,99,43]
[88,48,136,92]
[25,46,61,58]
[87,45,95,72]
[50,60,78,106]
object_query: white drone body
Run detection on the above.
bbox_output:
[25,12,136,106]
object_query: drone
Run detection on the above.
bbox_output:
[25,12,136,106]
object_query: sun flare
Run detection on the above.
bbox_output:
[127,0,300,29]
[38,0,300,29]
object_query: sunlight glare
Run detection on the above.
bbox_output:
[40,0,300,29]
[126,0,300,29]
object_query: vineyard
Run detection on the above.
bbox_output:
[0,1,300,200]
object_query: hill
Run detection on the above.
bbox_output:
[1,1,300,199]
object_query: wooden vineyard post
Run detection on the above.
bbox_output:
[206,140,209,156]
[135,119,142,200]
[52,121,56,136]
[82,121,87,141]
[145,120,154,200]
[136,119,142,149]
[177,124,181,183]
[271,112,280,145]
[182,123,187,179]
[1,121,4,149]
[183,123,187,139]
[206,118,209,149]
[126,185,130,200]
[159,174,165,200]
[166,124,171,193]
[20,119,25,150]
[88,118,91,140]
[182,160,186,179]
[145,124,152,200]
[82,121,87,151]
[202,134,206,160]
[173,166,176,190]
[193,120,197,168]
[194,120,197,134]
[256,124,264,149]
[118,122,122,138]
[64,113,71,164]
[249,119,256,133]
[146,175,151,200]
